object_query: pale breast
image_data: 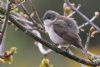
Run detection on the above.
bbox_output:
[45,25,65,44]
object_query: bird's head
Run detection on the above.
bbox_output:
[42,10,60,25]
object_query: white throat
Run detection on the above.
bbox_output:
[43,18,57,26]
[43,19,65,44]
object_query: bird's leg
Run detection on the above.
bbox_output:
[58,45,74,55]
[66,47,74,55]
[61,45,70,51]
[55,44,74,55]
[57,45,70,51]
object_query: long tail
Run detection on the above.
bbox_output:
[81,48,92,57]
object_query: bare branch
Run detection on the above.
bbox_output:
[79,12,99,29]
[0,1,12,66]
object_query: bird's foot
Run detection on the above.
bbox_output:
[59,46,69,51]
[58,45,74,55]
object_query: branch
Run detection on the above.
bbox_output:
[0,1,11,66]
[0,1,11,45]
[79,12,99,29]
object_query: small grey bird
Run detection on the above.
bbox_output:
[43,10,88,55]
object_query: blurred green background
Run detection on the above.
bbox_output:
[3,0,100,67]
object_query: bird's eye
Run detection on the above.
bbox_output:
[47,16,52,19]
[47,14,56,20]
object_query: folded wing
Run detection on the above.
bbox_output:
[53,18,83,49]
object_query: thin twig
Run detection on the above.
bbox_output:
[20,3,43,29]
[67,4,81,18]
[79,15,98,29]
[12,13,33,25]
[20,3,45,32]
[65,0,100,32]
[85,33,91,49]
[28,1,44,28]
[11,13,45,33]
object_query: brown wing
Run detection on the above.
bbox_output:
[64,18,79,33]
[53,19,83,49]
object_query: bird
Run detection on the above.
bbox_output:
[42,10,88,56]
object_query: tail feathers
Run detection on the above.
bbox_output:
[81,48,91,57]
